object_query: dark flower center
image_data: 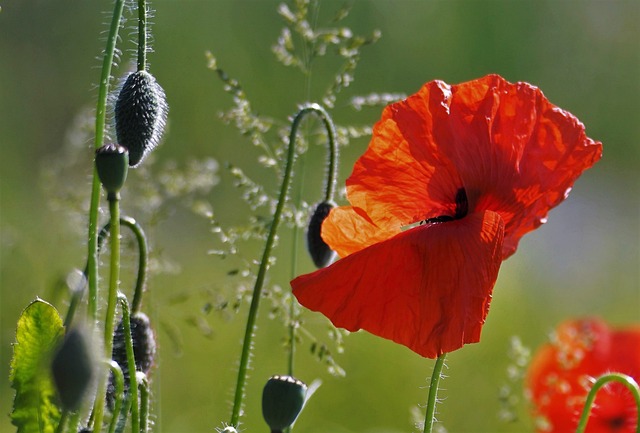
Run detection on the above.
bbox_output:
[424,188,468,224]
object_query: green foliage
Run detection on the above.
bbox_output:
[10,299,65,433]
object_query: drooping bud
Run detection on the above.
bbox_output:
[51,327,95,411]
[95,144,129,195]
[262,375,307,432]
[115,70,168,167]
[306,201,336,268]
[106,312,156,409]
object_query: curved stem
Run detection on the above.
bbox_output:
[318,105,338,203]
[88,0,126,323]
[82,217,148,319]
[107,360,125,433]
[137,373,150,433]
[91,192,122,433]
[575,373,640,433]
[228,104,332,427]
[423,354,447,433]
[137,0,147,72]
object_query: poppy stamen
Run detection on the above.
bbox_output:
[424,188,468,224]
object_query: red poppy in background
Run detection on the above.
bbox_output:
[291,74,602,358]
[526,318,640,433]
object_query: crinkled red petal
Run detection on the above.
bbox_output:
[329,74,602,259]
[292,210,504,358]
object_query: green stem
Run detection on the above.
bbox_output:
[228,104,331,427]
[137,0,147,72]
[320,105,338,203]
[575,373,640,433]
[107,360,125,433]
[138,374,150,433]
[118,293,140,433]
[88,0,126,323]
[91,192,122,432]
[287,152,305,379]
[423,354,447,433]
[54,410,68,433]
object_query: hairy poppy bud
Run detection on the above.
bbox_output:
[51,327,95,411]
[107,312,156,408]
[262,375,307,432]
[306,201,336,268]
[115,70,168,167]
[219,427,238,433]
[95,144,129,195]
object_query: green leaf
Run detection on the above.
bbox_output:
[10,298,65,433]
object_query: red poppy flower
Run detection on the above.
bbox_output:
[526,318,640,433]
[291,74,602,358]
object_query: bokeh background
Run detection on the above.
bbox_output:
[1,1,638,432]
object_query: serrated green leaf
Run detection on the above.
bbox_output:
[10,298,65,433]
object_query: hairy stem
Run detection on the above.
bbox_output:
[107,360,125,433]
[118,293,140,433]
[91,193,122,432]
[137,0,147,71]
[88,0,126,323]
[423,354,447,433]
[575,373,640,433]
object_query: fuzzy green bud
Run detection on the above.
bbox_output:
[51,327,95,411]
[262,375,307,431]
[95,144,129,195]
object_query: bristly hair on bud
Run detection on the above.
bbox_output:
[306,201,336,268]
[114,70,168,167]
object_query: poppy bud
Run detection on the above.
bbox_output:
[306,201,336,268]
[262,375,307,432]
[95,144,129,195]
[115,70,168,167]
[51,327,95,411]
[219,427,238,433]
[107,312,156,408]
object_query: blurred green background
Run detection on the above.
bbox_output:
[1,1,638,432]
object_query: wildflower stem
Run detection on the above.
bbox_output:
[321,105,338,203]
[107,360,125,433]
[88,0,126,323]
[91,193,122,433]
[575,373,640,433]
[118,293,140,433]
[137,0,147,72]
[228,103,330,427]
[423,353,447,433]
[288,153,305,378]
[138,373,150,433]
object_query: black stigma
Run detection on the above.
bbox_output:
[424,188,468,224]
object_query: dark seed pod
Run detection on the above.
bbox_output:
[262,375,307,431]
[51,327,95,411]
[106,312,156,409]
[306,201,336,268]
[115,70,168,167]
[95,144,129,194]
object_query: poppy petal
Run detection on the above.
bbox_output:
[343,80,462,232]
[320,205,400,258]
[292,210,505,358]
[425,75,603,257]
[332,75,602,260]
